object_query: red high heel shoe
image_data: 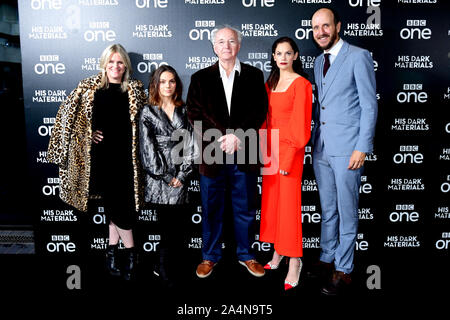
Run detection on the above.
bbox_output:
[263,255,285,270]
[284,258,303,290]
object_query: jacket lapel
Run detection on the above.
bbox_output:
[229,67,241,119]
[320,41,350,103]
[315,55,324,99]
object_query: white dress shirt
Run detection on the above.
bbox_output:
[324,38,344,65]
[218,57,241,114]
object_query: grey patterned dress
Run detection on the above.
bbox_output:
[139,104,196,204]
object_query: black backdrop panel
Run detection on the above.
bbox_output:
[17,0,449,293]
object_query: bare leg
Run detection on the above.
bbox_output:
[109,222,120,245]
[285,257,302,284]
[115,225,135,248]
[109,222,134,248]
[270,250,284,265]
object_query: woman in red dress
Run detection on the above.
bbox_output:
[260,37,312,290]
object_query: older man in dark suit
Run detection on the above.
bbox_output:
[187,25,268,278]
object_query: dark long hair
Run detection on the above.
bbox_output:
[148,65,184,107]
[266,37,308,91]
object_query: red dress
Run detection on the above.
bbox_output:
[259,76,312,257]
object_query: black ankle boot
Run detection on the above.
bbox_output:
[105,244,121,277]
[157,247,175,288]
[122,247,137,281]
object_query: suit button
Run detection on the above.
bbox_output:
[321,121,326,125]
[321,106,325,110]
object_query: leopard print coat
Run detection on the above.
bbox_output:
[47,73,147,212]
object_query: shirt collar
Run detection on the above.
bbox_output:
[219,57,241,78]
[324,38,344,57]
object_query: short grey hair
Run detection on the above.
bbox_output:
[210,25,243,45]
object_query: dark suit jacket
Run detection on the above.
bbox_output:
[187,61,268,177]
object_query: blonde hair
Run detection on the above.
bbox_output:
[99,44,132,92]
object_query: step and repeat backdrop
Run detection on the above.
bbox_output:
[18,0,449,264]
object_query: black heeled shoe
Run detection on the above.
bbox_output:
[122,247,137,281]
[155,248,175,288]
[105,244,121,277]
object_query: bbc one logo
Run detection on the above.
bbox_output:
[191,206,202,224]
[137,53,168,73]
[47,235,76,253]
[92,209,106,225]
[38,117,55,137]
[400,20,431,40]
[301,205,320,223]
[389,204,419,223]
[393,145,424,164]
[397,84,428,104]
[30,0,62,10]
[360,175,372,194]
[356,233,369,251]
[250,234,272,253]
[304,146,313,165]
[189,21,215,41]
[242,0,275,7]
[243,52,271,73]
[436,232,450,250]
[43,177,60,196]
[143,234,160,252]
[34,55,65,75]
[135,0,168,8]
[348,0,381,7]
[441,175,450,193]
[84,22,116,42]
[295,20,312,40]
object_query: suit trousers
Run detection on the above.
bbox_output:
[313,146,362,274]
[199,164,257,263]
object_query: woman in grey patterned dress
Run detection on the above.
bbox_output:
[139,65,196,287]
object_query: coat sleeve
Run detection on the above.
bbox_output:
[139,106,173,184]
[47,84,82,168]
[175,121,197,183]
[279,79,313,173]
[353,50,378,154]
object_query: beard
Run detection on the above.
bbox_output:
[316,30,338,51]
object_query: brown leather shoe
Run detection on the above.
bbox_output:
[196,260,217,278]
[239,259,265,277]
[321,271,352,296]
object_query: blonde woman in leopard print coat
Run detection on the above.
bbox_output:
[47,44,147,280]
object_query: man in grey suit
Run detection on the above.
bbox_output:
[311,7,378,295]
